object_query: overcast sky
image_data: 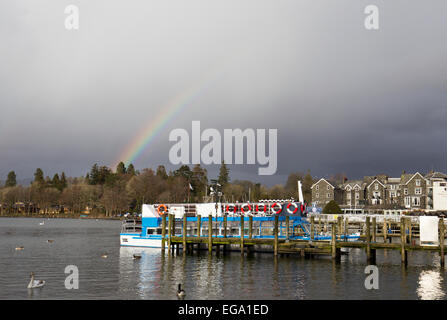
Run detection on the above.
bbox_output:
[1,0,446,186]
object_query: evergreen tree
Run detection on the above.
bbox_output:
[191,164,208,199]
[217,161,230,187]
[34,168,45,185]
[52,174,61,190]
[174,165,193,182]
[116,162,126,175]
[156,165,168,179]
[302,170,314,204]
[88,164,100,185]
[323,200,342,214]
[127,163,136,176]
[5,171,17,187]
[60,172,68,190]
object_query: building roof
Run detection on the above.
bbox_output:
[311,178,335,189]
[425,171,447,180]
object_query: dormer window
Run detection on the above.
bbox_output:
[375,183,379,190]
[416,179,421,186]
[316,185,319,191]
[327,185,330,190]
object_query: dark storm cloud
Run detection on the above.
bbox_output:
[0,0,446,185]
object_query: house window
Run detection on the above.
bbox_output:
[416,179,421,186]
[404,196,411,207]
[375,183,379,190]
[355,186,359,191]
[316,193,319,198]
[404,188,408,195]
[346,193,351,200]
[327,185,330,190]
[327,193,331,198]
[355,192,359,199]
[412,197,420,206]
[316,185,319,191]
[415,188,422,195]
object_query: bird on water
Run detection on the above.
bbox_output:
[177,283,186,299]
[27,272,45,289]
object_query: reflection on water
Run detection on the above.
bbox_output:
[1,218,447,299]
[417,269,445,300]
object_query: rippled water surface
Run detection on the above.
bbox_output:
[0,217,446,299]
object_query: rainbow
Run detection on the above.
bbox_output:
[112,71,222,169]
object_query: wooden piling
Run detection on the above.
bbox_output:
[344,217,348,240]
[366,216,371,262]
[274,215,279,256]
[318,216,322,234]
[337,216,342,240]
[400,217,407,265]
[171,214,176,238]
[335,216,343,239]
[197,215,201,237]
[161,214,166,251]
[240,215,245,254]
[383,219,387,243]
[223,214,227,238]
[168,214,172,252]
[372,217,376,243]
[440,218,445,267]
[208,215,212,253]
[331,222,336,258]
[249,215,253,240]
[310,216,315,240]
[183,214,187,253]
[285,215,290,240]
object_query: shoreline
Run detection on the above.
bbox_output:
[0,214,121,220]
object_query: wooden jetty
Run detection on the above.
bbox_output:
[160,214,447,267]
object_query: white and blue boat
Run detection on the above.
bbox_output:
[120,202,360,248]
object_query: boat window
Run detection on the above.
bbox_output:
[156,228,162,235]
[147,228,154,235]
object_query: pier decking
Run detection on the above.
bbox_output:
[161,214,447,267]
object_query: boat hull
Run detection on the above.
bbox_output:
[120,233,162,248]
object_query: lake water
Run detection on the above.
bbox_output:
[0,217,446,300]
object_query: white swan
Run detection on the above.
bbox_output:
[27,273,45,289]
[39,221,44,226]
[15,246,24,250]
[101,253,108,258]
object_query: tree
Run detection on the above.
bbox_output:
[34,168,44,185]
[116,162,126,175]
[60,172,68,190]
[218,161,230,187]
[156,165,168,179]
[127,163,136,176]
[323,200,342,214]
[174,165,193,182]
[285,172,304,199]
[5,171,17,187]
[191,164,208,201]
[52,174,61,191]
[302,170,314,204]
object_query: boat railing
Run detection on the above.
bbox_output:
[121,219,142,233]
